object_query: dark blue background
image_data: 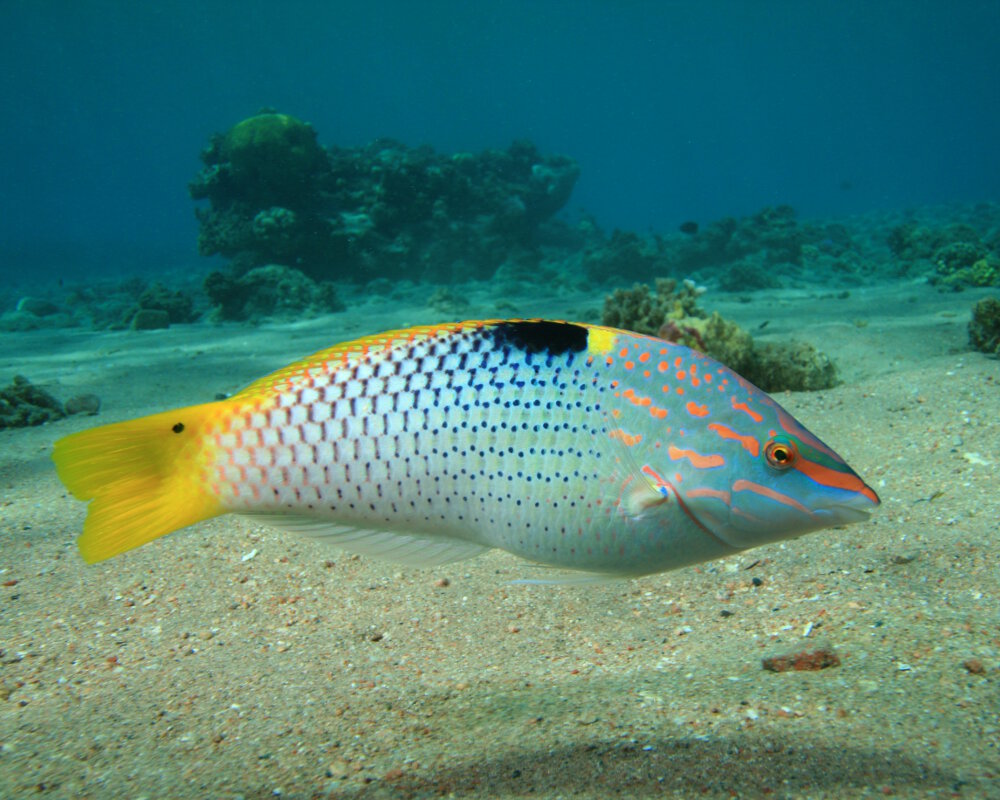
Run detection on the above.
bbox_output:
[2,1,998,273]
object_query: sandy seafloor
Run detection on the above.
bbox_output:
[1,278,998,800]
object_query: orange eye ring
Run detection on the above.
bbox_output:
[764,437,798,469]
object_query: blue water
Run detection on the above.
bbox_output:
[1,1,998,279]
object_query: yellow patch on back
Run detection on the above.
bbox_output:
[586,325,620,356]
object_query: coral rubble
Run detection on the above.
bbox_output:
[0,375,66,428]
[969,297,1000,355]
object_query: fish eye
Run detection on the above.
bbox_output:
[764,436,798,469]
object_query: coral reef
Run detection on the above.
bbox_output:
[672,205,815,273]
[716,257,783,292]
[582,231,674,283]
[37,276,204,331]
[191,112,328,211]
[750,340,838,392]
[190,113,580,289]
[130,309,170,330]
[579,205,866,290]
[203,264,345,322]
[191,112,926,318]
[888,219,999,288]
[602,278,838,392]
[601,278,706,334]
[122,282,198,329]
[936,253,999,289]
[887,222,948,261]
[969,297,1000,355]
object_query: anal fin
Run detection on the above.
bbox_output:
[242,514,490,567]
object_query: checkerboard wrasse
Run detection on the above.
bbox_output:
[52,320,879,577]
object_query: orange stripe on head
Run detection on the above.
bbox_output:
[707,422,760,457]
[794,458,880,503]
[732,479,813,515]
[731,396,763,423]
[667,445,725,469]
[685,487,732,504]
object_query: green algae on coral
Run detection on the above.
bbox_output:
[217,113,327,208]
[939,257,999,289]
[601,278,705,335]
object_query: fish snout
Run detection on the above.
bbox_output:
[818,481,881,525]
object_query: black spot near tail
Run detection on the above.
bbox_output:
[491,320,588,355]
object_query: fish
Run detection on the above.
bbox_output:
[52,320,879,577]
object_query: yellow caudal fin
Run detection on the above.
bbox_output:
[52,403,227,563]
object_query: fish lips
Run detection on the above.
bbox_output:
[698,485,880,551]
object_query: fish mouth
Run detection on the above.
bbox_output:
[816,503,875,525]
[704,485,880,549]
[815,486,881,526]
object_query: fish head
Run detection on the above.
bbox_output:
[656,370,880,551]
[606,338,881,555]
[708,407,880,550]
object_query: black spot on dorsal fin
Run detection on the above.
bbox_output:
[491,320,588,356]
